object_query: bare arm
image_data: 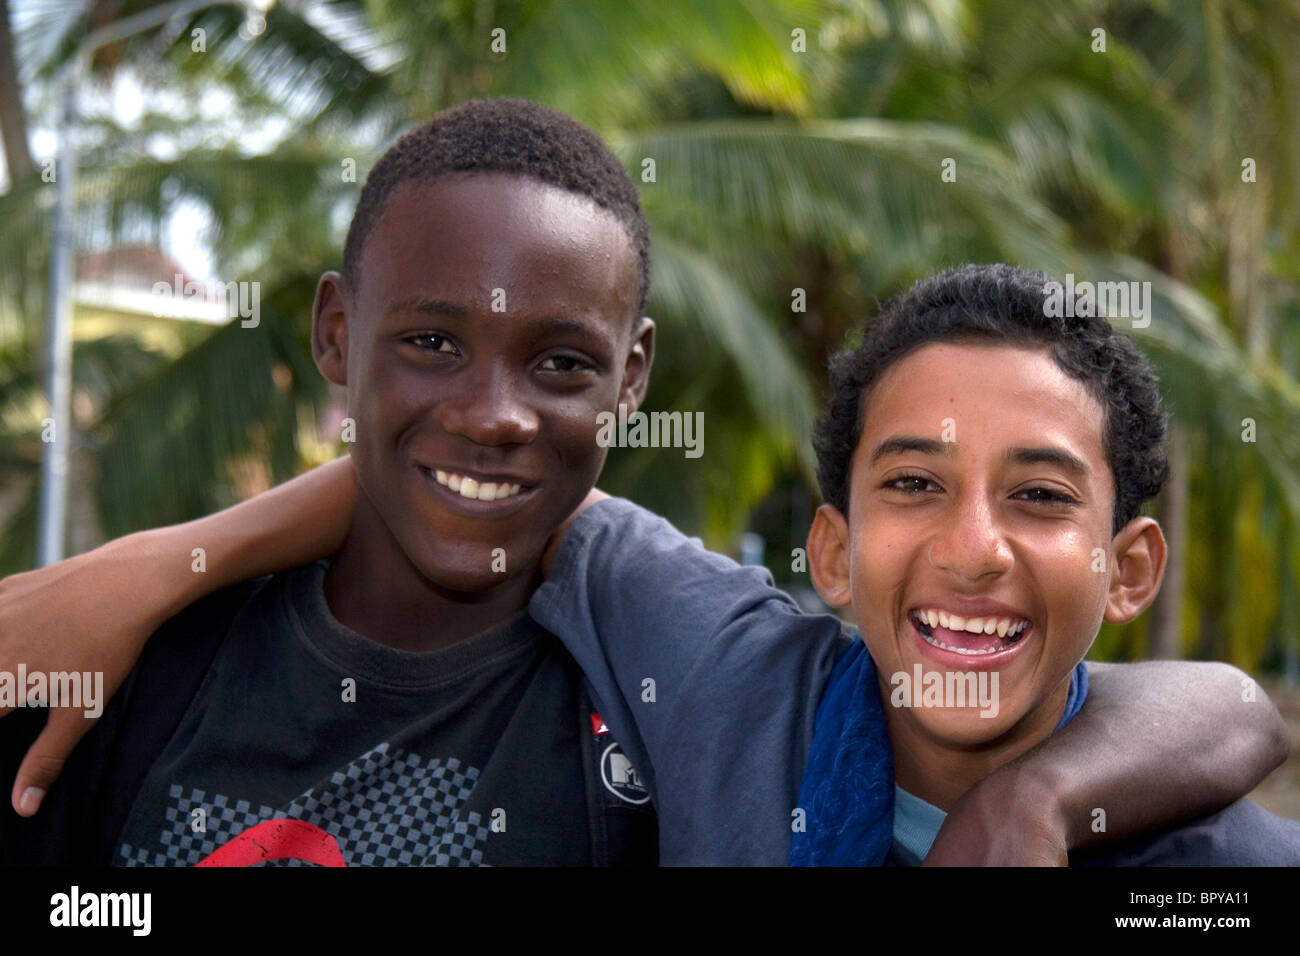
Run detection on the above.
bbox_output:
[925,659,1289,865]
[550,500,1291,865]
[0,456,358,815]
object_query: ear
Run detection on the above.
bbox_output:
[808,504,854,608]
[618,317,655,413]
[312,271,350,387]
[1103,517,1167,624]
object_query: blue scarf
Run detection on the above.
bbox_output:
[789,639,1089,866]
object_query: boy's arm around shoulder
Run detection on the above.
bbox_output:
[534,492,848,756]
[926,659,1289,865]
[0,456,355,815]
[534,492,850,863]
[0,578,264,864]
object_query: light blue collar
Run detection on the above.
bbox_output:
[890,665,1091,865]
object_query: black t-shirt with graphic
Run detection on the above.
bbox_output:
[0,561,656,867]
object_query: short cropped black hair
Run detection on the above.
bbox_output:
[342,98,650,316]
[813,263,1168,535]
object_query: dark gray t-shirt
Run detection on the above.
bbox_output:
[529,497,1300,866]
[1,558,656,867]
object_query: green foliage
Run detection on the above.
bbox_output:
[1,0,1297,671]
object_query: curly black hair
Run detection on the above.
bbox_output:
[813,263,1168,535]
[341,98,650,316]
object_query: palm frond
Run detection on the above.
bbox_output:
[93,281,324,535]
[621,118,1071,288]
[648,232,819,473]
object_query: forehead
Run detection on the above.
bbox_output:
[354,172,638,323]
[857,341,1108,464]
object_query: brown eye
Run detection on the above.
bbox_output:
[406,334,457,354]
[539,355,591,373]
[1015,487,1077,505]
[884,474,938,494]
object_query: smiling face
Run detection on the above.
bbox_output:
[313,172,652,595]
[809,342,1165,763]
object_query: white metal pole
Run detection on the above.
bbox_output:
[36,65,78,566]
[34,0,260,565]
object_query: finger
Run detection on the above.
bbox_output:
[9,713,97,816]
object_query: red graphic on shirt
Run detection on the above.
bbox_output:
[195,819,347,867]
[590,713,610,737]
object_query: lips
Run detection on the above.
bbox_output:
[415,464,537,515]
[907,604,1034,666]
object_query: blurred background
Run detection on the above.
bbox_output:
[0,0,1297,814]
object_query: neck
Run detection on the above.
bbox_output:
[323,494,539,652]
[881,673,1071,811]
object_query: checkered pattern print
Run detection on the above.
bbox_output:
[119,742,491,866]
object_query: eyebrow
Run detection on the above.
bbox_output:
[385,297,468,318]
[1004,446,1090,477]
[869,436,1090,478]
[869,435,952,466]
[541,317,601,337]
[382,299,609,344]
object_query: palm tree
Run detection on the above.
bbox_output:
[0,0,1068,560]
[808,0,1300,671]
[2,0,1297,680]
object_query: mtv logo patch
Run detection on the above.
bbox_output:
[600,741,650,805]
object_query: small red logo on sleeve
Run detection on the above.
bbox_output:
[590,713,610,737]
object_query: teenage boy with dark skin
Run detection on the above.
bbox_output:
[3,99,664,866]
[0,107,1289,864]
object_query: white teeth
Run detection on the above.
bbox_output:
[915,608,1030,640]
[430,469,524,502]
[917,630,1003,656]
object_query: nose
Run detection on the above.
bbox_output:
[438,363,540,447]
[927,489,1013,582]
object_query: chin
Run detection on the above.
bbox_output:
[398,537,530,592]
[914,709,1013,747]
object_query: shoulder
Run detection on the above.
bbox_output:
[1076,799,1300,866]
[147,562,328,659]
[155,571,282,639]
[125,571,296,722]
